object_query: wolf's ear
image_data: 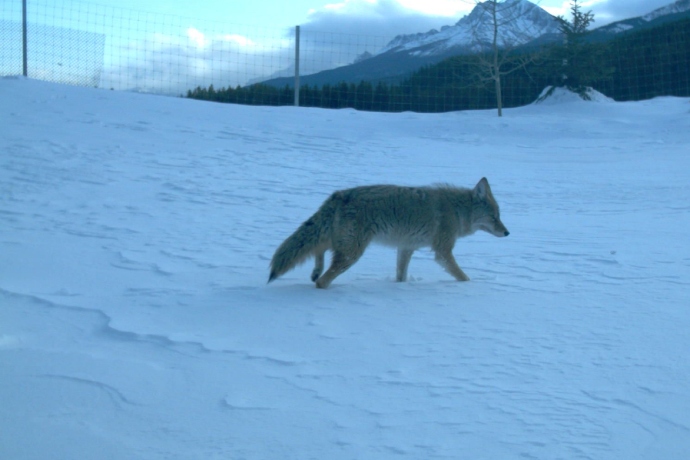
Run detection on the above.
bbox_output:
[473,177,490,199]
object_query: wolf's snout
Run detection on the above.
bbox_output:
[504,230,510,237]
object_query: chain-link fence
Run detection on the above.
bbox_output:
[2,0,689,112]
[0,0,390,96]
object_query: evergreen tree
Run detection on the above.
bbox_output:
[555,0,614,97]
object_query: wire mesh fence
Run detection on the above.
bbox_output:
[1,0,303,94]
[2,0,690,112]
[0,0,390,96]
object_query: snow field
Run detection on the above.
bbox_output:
[1,77,690,459]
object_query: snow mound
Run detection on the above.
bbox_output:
[534,86,614,104]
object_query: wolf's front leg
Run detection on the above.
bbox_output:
[434,248,470,281]
[396,248,414,282]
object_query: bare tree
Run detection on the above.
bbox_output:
[465,0,551,116]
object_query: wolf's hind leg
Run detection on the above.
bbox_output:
[315,245,367,289]
[311,249,325,282]
[396,248,414,282]
[434,247,470,281]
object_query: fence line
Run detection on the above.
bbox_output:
[21,0,27,75]
[1,0,389,96]
[2,0,689,112]
[294,25,300,107]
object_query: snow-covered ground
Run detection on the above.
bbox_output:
[1,77,689,460]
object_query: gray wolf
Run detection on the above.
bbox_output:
[268,177,509,289]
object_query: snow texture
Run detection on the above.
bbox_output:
[1,76,690,460]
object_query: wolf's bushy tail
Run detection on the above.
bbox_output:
[268,193,338,282]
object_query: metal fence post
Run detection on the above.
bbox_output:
[294,25,300,107]
[22,0,28,76]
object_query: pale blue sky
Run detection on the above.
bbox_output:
[78,0,673,32]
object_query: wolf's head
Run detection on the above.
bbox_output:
[471,177,509,237]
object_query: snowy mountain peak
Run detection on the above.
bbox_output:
[595,0,690,35]
[379,0,559,57]
[643,0,690,21]
[383,29,441,52]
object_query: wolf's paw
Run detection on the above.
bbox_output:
[315,278,331,289]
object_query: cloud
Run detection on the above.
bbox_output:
[283,0,470,76]
[186,28,207,48]
[100,28,292,94]
[303,0,466,37]
[100,0,469,93]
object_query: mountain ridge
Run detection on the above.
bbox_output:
[259,0,690,88]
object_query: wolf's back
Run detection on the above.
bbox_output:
[268,192,339,282]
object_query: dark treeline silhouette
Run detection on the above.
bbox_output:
[187,18,690,112]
